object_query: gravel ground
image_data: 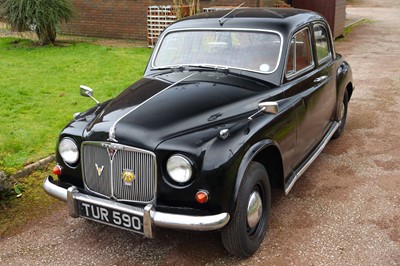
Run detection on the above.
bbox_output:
[0,0,399,265]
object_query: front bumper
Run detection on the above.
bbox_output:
[43,176,230,238]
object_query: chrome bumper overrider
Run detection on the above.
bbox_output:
[43,176,230,238]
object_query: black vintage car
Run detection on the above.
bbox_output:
[44,8,354,257]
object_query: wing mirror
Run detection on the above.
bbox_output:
[248,101,279,121]
[80,85,100,105]
[258,102,279,115]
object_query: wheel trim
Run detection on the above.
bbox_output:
[247,190,263,229]
[339,101,345,121]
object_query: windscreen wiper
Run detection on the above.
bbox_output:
[185,64,230,73]
[152,65,185,72]
[153,64,231,74]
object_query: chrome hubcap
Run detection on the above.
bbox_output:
[339,102,345,121]
[247,190,263,229]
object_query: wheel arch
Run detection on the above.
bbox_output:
[253,145,284,190]
[346,81,354,100]
[335,60,354,120]
[230,140,284,214]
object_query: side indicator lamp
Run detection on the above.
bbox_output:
[53,165,62,176]
[195,190,209,204]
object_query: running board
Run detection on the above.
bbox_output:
[285,121,340,195]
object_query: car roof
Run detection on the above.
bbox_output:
[168,8,326,35]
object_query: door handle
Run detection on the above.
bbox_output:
[313,75,328,83]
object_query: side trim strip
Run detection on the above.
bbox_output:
[285,121,340,195]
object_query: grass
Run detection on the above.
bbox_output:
[0,37,152,174]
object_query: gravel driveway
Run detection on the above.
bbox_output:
[0,1,399,265]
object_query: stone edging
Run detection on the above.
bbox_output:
[11,155,55,180]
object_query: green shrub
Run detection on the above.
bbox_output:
[0,0,74,45]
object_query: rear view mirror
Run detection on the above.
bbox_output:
[80,85,99,105]
[80,85,94,97]
[258,102,279,114]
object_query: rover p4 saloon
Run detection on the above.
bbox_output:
[44,7,354,257]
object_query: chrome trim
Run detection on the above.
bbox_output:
[81,141,157,204]
[43,175,68,202]
[312,21,336,57]
[285,27,315,80]
[80,85,100,105]
[151,28,284,75]
[143,204,154,238]
[285,121,340,195]
[247,190,262,228]
[67,186,79,218]
[219,129,230,139]
[312,23,333,64]
[43,176,230,237]
[108,72,197,142]
[313,75,328,83]
[152,211,230,231]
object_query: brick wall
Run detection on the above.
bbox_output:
[62,0,264,40]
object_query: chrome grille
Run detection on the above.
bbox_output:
[82,142,157,203]
[82,144,112,196]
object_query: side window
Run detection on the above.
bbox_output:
[286,28,313,77]
[313,24,332,63]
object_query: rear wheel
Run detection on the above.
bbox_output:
[333,89,349,139]
[221,161,271,258]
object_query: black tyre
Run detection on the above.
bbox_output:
[221,161,271,258]
[332,89,349,139]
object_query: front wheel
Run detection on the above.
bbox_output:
[221,161,271,258]
[332,89,349,139]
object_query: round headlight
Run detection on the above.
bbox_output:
[166,155,193,183]
[59,138,79,165]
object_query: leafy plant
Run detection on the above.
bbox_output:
[0,0,74,45]
[13,184,23,198]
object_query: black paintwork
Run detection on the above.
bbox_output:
[55,8,353,216]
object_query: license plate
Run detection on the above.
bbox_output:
[77,200,144,233]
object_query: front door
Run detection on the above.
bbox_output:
[283,26,335,172]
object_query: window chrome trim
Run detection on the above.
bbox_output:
[312,23,333,65]
[317,54,333,65]
[151,28,284,75]
[313,21,335,59]
[285,27,315,80]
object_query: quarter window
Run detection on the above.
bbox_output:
[313,24,332,63]
[286,28,313,76]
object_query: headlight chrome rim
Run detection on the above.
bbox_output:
[166,154,193,184]
[59,138,79,165]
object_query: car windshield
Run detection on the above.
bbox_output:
[152,30,282,74]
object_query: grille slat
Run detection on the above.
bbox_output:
[82,142,156,203]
